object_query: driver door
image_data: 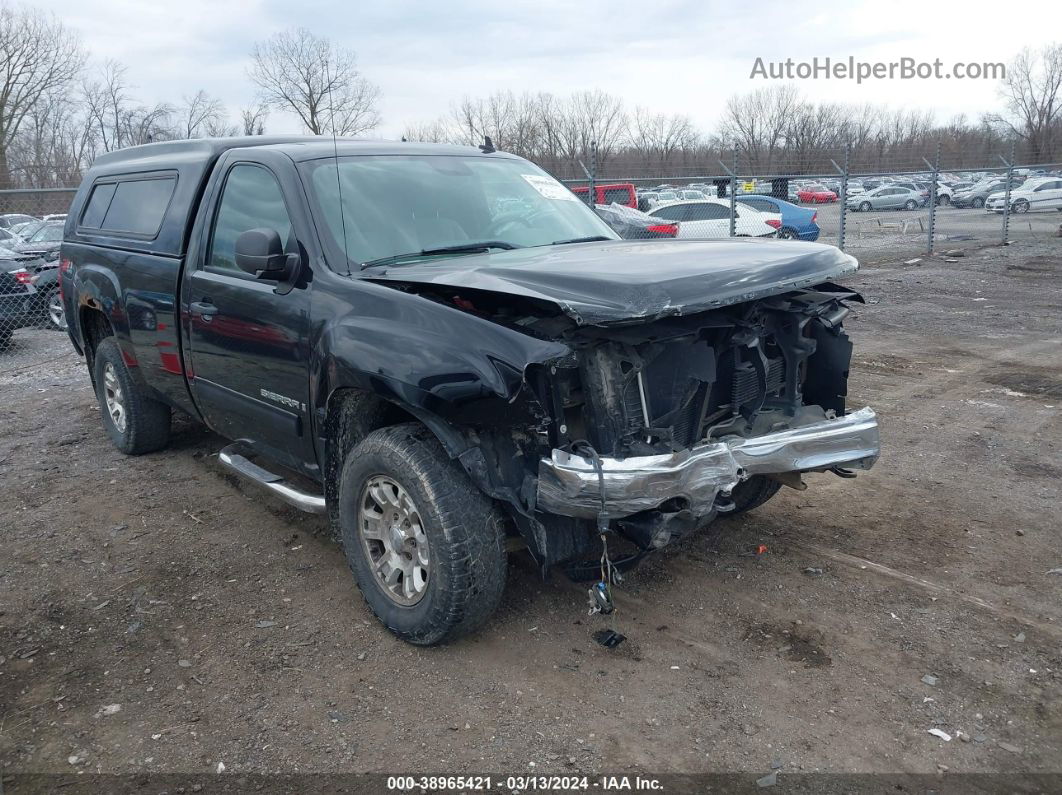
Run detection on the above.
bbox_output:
[184,156,314,473]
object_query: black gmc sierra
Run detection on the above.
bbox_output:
[60,137,880,645]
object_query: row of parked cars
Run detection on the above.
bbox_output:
[588,190,820,242]
[0,213,69,347]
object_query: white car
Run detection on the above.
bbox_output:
[985,177,1062,214]
[646,198,781,238]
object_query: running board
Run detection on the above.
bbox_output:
[218,444,327,514]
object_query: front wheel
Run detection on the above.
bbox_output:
[93,338,171,454]
[937,194,951,206]
[338,423,507,645]
[858,201,871,212]
[972,197,985,208]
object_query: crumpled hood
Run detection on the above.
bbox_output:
[362,238,858,326]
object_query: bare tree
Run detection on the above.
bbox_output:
[0,4,85,187]
[989,45,1062,161]
[180,90,227,138]
[720,84,799,172]
[240,103,269,136]
[248,28,381,135]
[82,61,175,151]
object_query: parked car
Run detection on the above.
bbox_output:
[677,189,708,200]
[888,181,930,206]
[645,198,781,238]
[0,266,38,348]
[985,176,1062,214]
[796,184,838,204]
[0,213,37,229]
[0,227,22,245]
[9,219,44,239]
[738,195,820,241]
[847,186,925,212]
[951,180,1013,209]
[1,246,57,329]
[594,203,678,239]
[12,220,63,261]
[61,136,879,645]
[570,182,637,209]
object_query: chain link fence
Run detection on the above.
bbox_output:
[563,144,1062,261]
[2,148,1060,366]
[0,189,75,372]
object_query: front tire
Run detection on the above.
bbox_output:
[727,475,782,516]
[93,338,171,454]
[858,201,871,212]
[338,423,507,645]
[937,194,951,206]
[972,197,985,208]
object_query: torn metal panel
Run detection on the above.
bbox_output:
[537,407,879,520]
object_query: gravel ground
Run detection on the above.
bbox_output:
[1,239,1061,789]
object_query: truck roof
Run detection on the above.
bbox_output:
[69,137,514,258]
[89,136,506,171]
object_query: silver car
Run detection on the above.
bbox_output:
[847,186,924,212]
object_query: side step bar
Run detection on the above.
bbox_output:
[218,444,327,514]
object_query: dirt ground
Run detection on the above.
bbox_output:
[2,239,1061,788]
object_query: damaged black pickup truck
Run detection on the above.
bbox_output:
[61,137,879,645]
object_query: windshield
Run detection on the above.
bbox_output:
[303,155,618,270]
[30,224,62,243]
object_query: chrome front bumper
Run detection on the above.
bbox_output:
[537,407,880,520]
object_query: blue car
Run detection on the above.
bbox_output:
[737,195,820,241]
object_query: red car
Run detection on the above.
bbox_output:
[796,184,838,204]
[570,182,638,209]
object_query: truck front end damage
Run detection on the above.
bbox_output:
[365,240,880,574]
[518,282,879,560]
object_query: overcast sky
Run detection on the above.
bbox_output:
[39,0,1060,138]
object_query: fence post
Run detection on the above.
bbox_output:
[729,147,738,237]
[831,143,851,250]
[923,140,941,255]
[588,140,597,208]
[717,148,738,237]
[999,142,1016,245]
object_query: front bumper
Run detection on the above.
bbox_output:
[537,407,880,520]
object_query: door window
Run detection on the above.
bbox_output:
[208,164,293,274]
[685,203,730,221]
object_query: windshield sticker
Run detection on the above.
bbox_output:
[521,174,577,201]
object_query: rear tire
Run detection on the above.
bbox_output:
[727,475,782,516]
[46,288,67,330]
[904,200,918,210]
[93,338,171,454]
[338,423,507,645]
[1013,200,1029,214]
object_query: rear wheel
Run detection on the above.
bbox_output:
[46,288,67,330]
[338,423,507,645]
[937,194,951,206]
[904,200,918,210]
[1013,199,1029,214]
[93,338,171,454]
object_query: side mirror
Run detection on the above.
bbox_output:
[234,228,297,278]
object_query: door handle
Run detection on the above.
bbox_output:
[190,301,218,319]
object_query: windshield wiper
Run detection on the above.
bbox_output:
[360,241,520,270]
[549,236,613,246]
